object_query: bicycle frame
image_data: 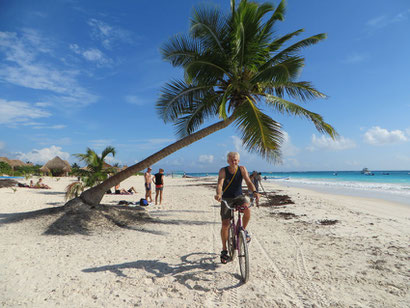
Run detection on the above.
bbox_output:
[221,198,253,283]
[221,199,253,249]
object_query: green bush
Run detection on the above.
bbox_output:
[0,162,12,175]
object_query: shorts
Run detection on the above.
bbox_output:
[156,185,163,191]
[145,183,151,191]
[220,195,250,220]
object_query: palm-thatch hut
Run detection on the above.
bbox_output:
[0,157,12,165]
[0,157,27,170]
[40,156,71,176]
[9,159,26,168]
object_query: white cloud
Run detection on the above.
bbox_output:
[32,124,66,130]
[0,140,5,150]
[89,139,114,148]
[198,154,214,164]
[69,44,111,65]
[366,9,410,30]
[125,95,144,106]
[308,134,356,151]
[15,145,70,164]
[104,155,122,166]
[281,132,299,156]
[363,126,408,145]
[0,30,98,107]
[232,136,243,152]
[88,19,132,49]
[0,99,51,125]
[343,53,367,64]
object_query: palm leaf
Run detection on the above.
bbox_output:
[264,94,338,138]
[157,79,213,122]
[234,96,283,161]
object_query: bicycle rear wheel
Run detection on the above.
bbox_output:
[238,229,249,283]
[228,223,236,261]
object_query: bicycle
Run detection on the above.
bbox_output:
[221,198,254,283]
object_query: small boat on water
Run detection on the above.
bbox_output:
[361,168,374,176]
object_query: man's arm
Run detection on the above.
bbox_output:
[214,168,225,202]
[241,166,260,203]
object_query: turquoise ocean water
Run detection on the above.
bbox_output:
[174,170,410,206]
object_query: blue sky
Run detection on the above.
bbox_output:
[0,0,409,172]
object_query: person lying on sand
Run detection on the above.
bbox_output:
[113,184,137,195]
[34,178,51,189]
[16,180,42,189]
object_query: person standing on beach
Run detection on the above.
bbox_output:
[250,171,262,193]
[214,152,259,264]
[153,168,165,205]
[144,167,153,203]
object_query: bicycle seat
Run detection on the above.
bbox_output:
[235,204,248,212]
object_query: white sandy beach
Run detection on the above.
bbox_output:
[1,175,409,307]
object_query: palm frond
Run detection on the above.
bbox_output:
[268,29,304,53]
[190,4,229,53]
[160,34,200,67]
[157,79,213,122]
[174,93,221,137]
[282,81,326,101]
[258,0,285,43]
[65,181,85,201]
[101,146,116,159]
[185,57,229,83]
[252,57,305,84]
[234,96,283,161]
[270,33,327,63]
[264,94,338,138]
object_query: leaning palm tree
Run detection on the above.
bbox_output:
[73,0,336,207]
[65,146,116,200]
[74,146,117,187]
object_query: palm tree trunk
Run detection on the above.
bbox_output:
[78,115,236,206]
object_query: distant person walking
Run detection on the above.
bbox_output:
[144,167,153,203]
[153,168,165,205]
[250,171,262,193]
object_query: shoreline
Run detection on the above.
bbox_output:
[269,179,410,207]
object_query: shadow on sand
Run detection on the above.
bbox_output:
[0,203,154,236]
[83,252,243,290]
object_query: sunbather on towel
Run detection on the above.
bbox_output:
[35,178,51,189]
[114,184,137,195]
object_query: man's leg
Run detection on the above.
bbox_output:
[221,219,230,251]
[159,190,163,205]
[243,207,251,229]
[155,189,158,205]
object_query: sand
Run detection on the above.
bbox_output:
[0,175,409,307]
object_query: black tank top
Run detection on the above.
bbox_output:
[222,166,243,198]
[154,173,163,185]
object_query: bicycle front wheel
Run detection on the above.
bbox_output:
[238,230,249,283]
[228,224,236,261]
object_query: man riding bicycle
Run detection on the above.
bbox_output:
[214,152,260,264]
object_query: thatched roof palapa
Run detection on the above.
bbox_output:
[9,159,26,168]
[41,156,71,174]
[0,157,12,165]
[0,157,27,169]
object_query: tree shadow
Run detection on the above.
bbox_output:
[0,203,154,236]
[33,191,65,195]
[82,252,243,290]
